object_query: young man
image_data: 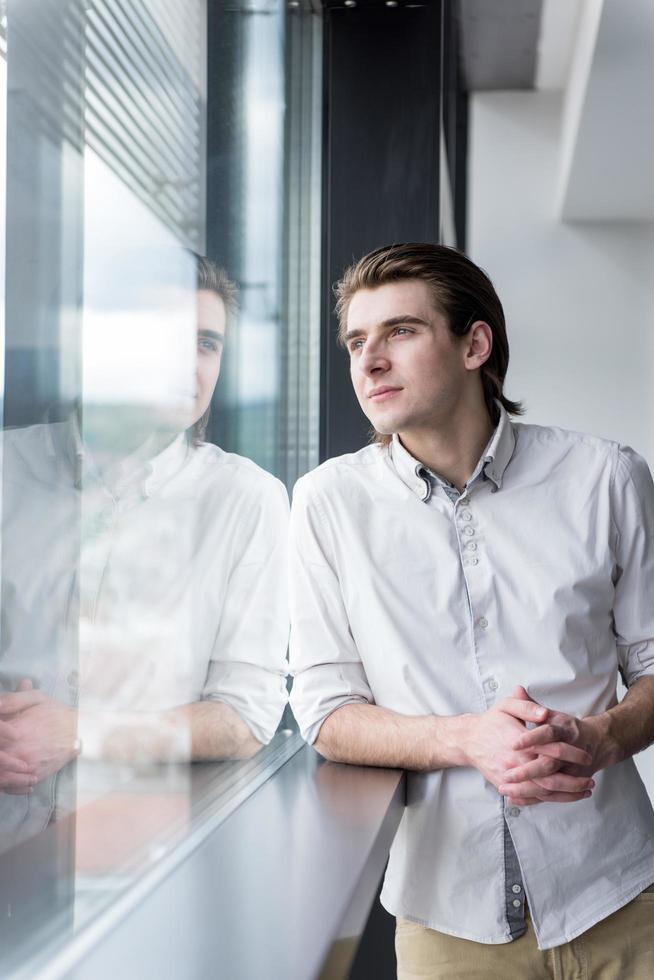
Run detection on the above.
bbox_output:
[289,243,654,976]
[0,252,289,845]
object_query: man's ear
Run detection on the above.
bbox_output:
[464,321,493,371]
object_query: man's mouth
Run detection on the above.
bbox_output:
[368,386,402,402]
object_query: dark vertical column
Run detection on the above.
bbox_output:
[443,1,469,250]
[318,5,465,978]
[205,1,244,452]
[320,0,443,460]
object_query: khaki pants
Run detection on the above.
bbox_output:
[396,884,654,979]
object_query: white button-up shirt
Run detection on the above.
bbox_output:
[0,421,289,845]
[289,406,654,949]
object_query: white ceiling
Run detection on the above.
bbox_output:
[535,0,582,90]
[555,0,654,221]
[461,0,654,221]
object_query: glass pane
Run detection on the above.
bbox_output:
[0,0,320,972]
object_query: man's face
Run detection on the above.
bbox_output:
[192,289,226,425]
[345,279,468,439]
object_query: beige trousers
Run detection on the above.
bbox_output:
[396,884,654,979]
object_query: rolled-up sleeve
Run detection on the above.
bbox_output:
[202,477,290,745]
[288,476,373,745]
[610,446,654,686]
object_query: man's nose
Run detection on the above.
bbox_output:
[359,342,389,376]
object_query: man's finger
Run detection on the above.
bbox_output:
[557,762,587,778]
[500,699,549,724]
[499,774,593,798]
[532,790,592,804]
[3,783,36,795]
[0,719,21,743]
[505,743,592,780]
[529,741,592,766]
[499,779,553,798]
[0,773,37,791]
[0,690,46,714]
[512,724,560,750]
[0,750,33,773]
[531,773,594,794]
[502,785,593,805]
[502,756,560,783]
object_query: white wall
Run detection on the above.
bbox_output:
[468,88,654,793]
[469,89,654,465]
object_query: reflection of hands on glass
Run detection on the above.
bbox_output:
[0,750,34,794]
[0,695,37,791]
[0,684,262,782]
[0,680,78,792]
[86,700,262,767]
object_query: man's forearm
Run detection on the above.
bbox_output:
[586,676,654,768]
[314,703,471,771]
[173,700,262,761]
[314,696,592,809]
[82,701,262,764]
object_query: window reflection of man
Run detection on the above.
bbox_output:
[0,253,289,822]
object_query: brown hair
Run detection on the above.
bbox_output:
[192,251,238,313]
[187,251,238,444]
[334,242,524,445]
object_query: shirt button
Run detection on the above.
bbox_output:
[512,899,521,908]
[507,807,520,818]
[512,884,522,894]
[478,617,489,629]
[465,541,477,551]
[488,678,499,691]
[466,557,479,566]
[463,527,474,537]
[461,511,472,521]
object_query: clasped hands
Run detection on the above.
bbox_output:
[466,685,609,807]
[0,680,78,794]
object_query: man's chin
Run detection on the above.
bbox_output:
[366,412,400,438]
[372,425,395,437]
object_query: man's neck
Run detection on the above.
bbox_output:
[81,413,182,490]
[398,404,495,493]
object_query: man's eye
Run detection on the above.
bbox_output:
[198,339,218,353]
[394,327,411,336]
[349,339,364,352]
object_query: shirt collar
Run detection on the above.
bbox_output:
[481,401,516,490]
[92,431,190,499]
[43,413,191,498]
[388,401,516,502]
[389,433,433,501]
[141,431,191,497]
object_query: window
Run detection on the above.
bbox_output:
[0,1,321,973]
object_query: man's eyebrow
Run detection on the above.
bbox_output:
[343,314,430,344]
[198,328,224,343]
